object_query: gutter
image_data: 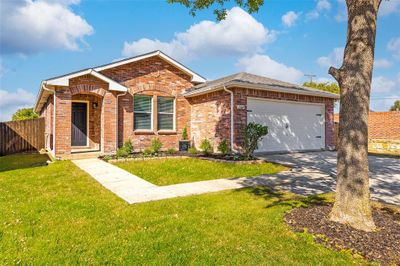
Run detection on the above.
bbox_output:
[223,86,236,153]
[42,82,56,158]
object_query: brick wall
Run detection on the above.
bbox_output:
[54,86,72,157]
[187,90,231,150]
[101,56,194,151]
[40,94,54,151]
[188,87,335,151]
[334,111,400,140]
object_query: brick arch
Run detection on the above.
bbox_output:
[128,83,178,96]
[70,84,107,97]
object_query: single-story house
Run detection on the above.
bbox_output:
[34,50,338,159]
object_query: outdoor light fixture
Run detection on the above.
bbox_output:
[92,102,98,109]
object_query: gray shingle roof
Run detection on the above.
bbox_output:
[183,72,339,99]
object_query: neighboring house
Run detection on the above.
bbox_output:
[334,112,400,153]
[34,50,338,159]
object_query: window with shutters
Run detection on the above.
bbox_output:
[134,95,153,130]
[157,96,174,130]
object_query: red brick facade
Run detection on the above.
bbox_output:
[334,112,400,140]
[188,87,335,151]
[100,56,193,150]
[39,54,336,158]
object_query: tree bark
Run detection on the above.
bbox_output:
[329,0,381,232]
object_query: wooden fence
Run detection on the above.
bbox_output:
[0,118,45,156]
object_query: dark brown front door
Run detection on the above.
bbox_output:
[71,102,87,146]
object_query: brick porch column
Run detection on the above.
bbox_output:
[54,87,72,158]
[102,91,118,153]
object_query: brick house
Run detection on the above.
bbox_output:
[34,51,338,159]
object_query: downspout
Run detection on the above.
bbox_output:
[223,86,236,153]
[42,82,56,157]
[116,91,128,150]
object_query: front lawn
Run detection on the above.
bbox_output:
[0,155,364,265]
[113,158,287,185]
[0,153,49,172]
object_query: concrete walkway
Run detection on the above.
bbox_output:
[73,158,284,204]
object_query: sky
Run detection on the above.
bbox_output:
[0,0,399,121]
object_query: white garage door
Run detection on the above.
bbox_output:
[247,98,325,153]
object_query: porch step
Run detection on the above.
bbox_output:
[70,151,102,160]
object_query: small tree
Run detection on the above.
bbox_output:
[217,139,230,156]
[182,126,188,140]
[242,122,268,159]
[12,108,39,121]
[151,138,163,154]
[303,82,340,95]
[389,100,400,111]
[123,140,134,154]
[200,138,213,155]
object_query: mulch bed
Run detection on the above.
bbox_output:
[285,205,400,265]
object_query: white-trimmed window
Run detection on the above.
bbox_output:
[134,95,153,130]
[157,96,174,130]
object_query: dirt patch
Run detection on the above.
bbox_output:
[285,205,400,265]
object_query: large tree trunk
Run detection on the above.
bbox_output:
[328,0,381,232]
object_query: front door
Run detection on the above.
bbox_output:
[71,102,88,146]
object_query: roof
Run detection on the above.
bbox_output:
[34,50,207,112]
[182,72,340,99]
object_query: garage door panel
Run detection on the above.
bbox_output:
[247,98,325,152]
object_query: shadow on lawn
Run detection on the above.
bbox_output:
[241,185,331,209]
[0,153,49,172]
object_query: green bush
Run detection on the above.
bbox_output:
[188,147,198,155]
[116,147,129,158]
[200,139,213,155]
[167,148,177,155]
[182,126,188,140]
[102,155,112,161]
[123,140,134,154]
[151,138,163,154]
[242,122,268,159]
[143,148,153,156]
[217,139,230,156]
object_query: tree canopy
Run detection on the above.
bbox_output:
[12,108,39,121]
[389,100,400,111]
[303,82,340,95]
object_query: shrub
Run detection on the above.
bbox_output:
[102,155,112,161]
[217,139,230,156]
[151,138,163,154]
[123,140,134,154]
[188,147,198,155]
[116,147,129,158]
[182,126,188,140]
[167,148,177,155]
[143,148,153,156]
[200,138,213,155]
[242,122,268,159]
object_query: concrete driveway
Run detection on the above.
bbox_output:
[257,151,400,205]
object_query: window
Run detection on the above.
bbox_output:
[157,96,174,130]
[134,95,152,130]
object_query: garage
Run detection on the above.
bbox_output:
[247,98,325,153]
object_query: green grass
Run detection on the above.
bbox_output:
[0,153,49,172]
[113,158,287,185]
[0,155,367,265]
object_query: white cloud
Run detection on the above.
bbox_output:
[380,0,400,16]
[306,0,331,20]
[387,37,400,59]
[282,11,300,27]
[372,76,396,93]
[335,0,347,22]
[374,58,393,68]
[0,88,36,122]
[0,0,93,55]
[317,47,344,68]
[122,7,276,61]
[236,54,303,83]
